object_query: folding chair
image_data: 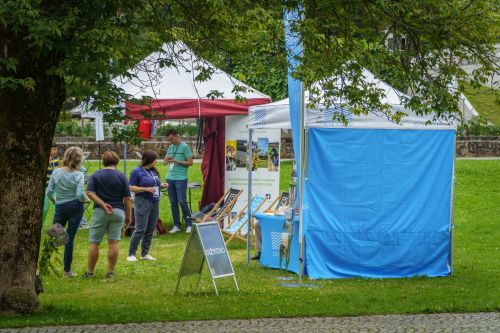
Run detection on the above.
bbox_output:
[196,188,243,228]
[223,195,266,246]
[264,192,290,213]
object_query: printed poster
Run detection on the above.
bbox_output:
[225,140,236,171]
[225,115,281,229]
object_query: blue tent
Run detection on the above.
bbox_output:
[249,71,457,279]
[304,128,455,279]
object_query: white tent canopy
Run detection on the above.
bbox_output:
[115,42,269,101]
[70,99,105,142]
[249,68,457,130]
[116,41,270,120]
[70,41,271,140]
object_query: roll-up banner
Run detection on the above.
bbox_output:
[225,115,281,229]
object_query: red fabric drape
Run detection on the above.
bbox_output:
[125,98,271,120]
[200,117,225,208]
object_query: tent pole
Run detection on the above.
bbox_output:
[98,141,101,169]
[298,82,305,285]
[124,142,128,175]
[247,129,253,266]
[449,130,457,275]
[81,117,85,153]
[461,96,465,127]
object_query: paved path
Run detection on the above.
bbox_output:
[1,312,499,332]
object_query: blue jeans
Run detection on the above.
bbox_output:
[167,179,192,228]
[52,199,84,273]
[129,196,159,257]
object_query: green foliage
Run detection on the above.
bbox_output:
[1,160,499,327]
[291,0,499,124]
[2,0,498,129]
[110,121,143,146]
[155,123,198,137]
[229,52,288,102]
[54,120,199,138]
[54,121,95,137]
[37,237,63,278]
[1,0,163,139]
[458,116,500,137]
[216,6,288,101]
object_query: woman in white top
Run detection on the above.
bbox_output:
[46,147,86,277]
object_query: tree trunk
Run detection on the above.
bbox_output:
[0,67,65,312]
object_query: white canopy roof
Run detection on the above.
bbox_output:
[249,68,457,130]
[72,42,270,122]
[114,42,269,101]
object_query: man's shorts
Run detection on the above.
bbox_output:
[89,207,125,243]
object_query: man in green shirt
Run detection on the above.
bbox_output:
[163,130,193,233]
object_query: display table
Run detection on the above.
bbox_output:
[253,213,299,274]
[187,182,201,211]
[162,182,201,211]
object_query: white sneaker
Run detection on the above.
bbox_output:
[141,254,157,261]
[126,255,138,262]
[169,226,180,234]
[185,226,192,233]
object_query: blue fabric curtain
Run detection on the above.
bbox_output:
[304,128,455,279]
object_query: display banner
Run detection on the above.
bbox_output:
[284,9,303,209]
[225,115,281,223]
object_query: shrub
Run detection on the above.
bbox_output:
[54,120,111,137]
[54,120,199,138]
[458,116,500,137]
[155,123,198,137]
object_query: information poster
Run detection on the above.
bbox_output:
[225,116,281,225]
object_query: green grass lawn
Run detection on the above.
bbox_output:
[463,84,500,125]
[1,160,499,328]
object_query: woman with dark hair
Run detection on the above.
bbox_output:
[126,150,166,261]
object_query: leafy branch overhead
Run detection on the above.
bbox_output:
[1,1,498,126]
[290,0,499,123]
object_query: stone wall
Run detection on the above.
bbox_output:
[54,133,499,159]
[456,136,500,157]
[54,136,203,159]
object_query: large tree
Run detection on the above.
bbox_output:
[0,0,284,313]
[0,0,159,313]
[0,0,497,313]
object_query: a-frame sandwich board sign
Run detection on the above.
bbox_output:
[175,222,239,296]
